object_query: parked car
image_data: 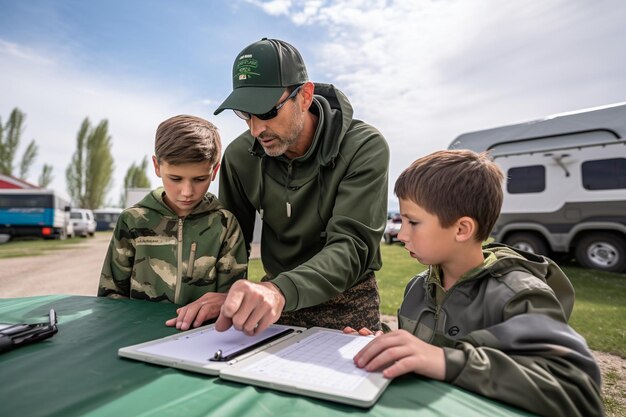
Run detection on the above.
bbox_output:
[70,208,96,237]
[93,208,123,231]
[383,214,402,244]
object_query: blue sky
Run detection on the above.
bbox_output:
[1,1,625,209]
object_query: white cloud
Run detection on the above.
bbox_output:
[249,0,626,189]
[2,1,625,208]
[0,39,53,65]
[0,39,244,204]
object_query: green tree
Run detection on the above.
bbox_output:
[66,118,115,209]
[38,164,54,188]
[0,108,39,180]
[120,156,151,206]
[19,141,38,180]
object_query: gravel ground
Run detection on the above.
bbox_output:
[1,234,623,414]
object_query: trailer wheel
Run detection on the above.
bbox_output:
[575,234,626,273]
[504,232,549,256]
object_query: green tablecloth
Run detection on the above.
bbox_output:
[0,295,535,417]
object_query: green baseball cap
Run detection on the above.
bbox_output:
[214,38,309,116]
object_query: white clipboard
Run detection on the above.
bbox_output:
[119,325,391,407]
[118,323,303,375]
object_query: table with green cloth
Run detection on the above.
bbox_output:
[0,295,535,417]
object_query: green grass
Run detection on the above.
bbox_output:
[562,264,626,358]
[249,243,626,357]
[0,236,87,258]
[376,244,427,313]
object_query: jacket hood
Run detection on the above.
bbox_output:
[136,187,223,217]
[250,83,354,167]
[481,243,575,318]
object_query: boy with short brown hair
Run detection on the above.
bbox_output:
[99,115,247,331]
[349,150,603,417]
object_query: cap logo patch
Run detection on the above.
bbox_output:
[234,55,260,80]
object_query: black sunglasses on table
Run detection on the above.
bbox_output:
[0,308,58,353]
[234,84,303,121]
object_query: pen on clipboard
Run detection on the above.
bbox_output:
[210,328,295,362]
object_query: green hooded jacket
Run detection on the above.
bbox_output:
[219,83,389,311]
[398,243,603,417]
[98,188,248,305]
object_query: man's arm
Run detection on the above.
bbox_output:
[272,126,390,310]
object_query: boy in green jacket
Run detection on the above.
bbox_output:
[347,150,603,417]
[98,115,248,331]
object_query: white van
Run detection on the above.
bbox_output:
[449,103,626,273]
[70,208,96,237]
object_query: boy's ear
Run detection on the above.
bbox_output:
[152,156,161,178]
[211,162,221,181]
[455,216,477,243]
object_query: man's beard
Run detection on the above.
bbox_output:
[258,109,305,157]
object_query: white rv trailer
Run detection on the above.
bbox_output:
[449,103,626,273]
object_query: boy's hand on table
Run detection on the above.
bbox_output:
[165,292,227,331]
[353,329,446,380]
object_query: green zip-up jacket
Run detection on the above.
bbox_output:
[219,83,389,312]
[98,188,248,305]
[398,243,603,417]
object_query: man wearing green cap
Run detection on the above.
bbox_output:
[212,38,389,336]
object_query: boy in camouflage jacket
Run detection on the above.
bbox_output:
[98,115,247,331]
[347,150,603,417]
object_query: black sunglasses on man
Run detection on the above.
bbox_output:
[234,84,303,121]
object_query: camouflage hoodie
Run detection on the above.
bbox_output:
[98,188,247,305]
[398,243,603,417]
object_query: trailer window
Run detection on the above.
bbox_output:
[582,158,626,190]
[507,165,546,194]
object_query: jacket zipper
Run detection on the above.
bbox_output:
[430,272,485,341]
[427,268,453,342]
[174,217,183,304]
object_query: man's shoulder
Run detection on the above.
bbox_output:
[345,119,386,143]
[336,119,389,164]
